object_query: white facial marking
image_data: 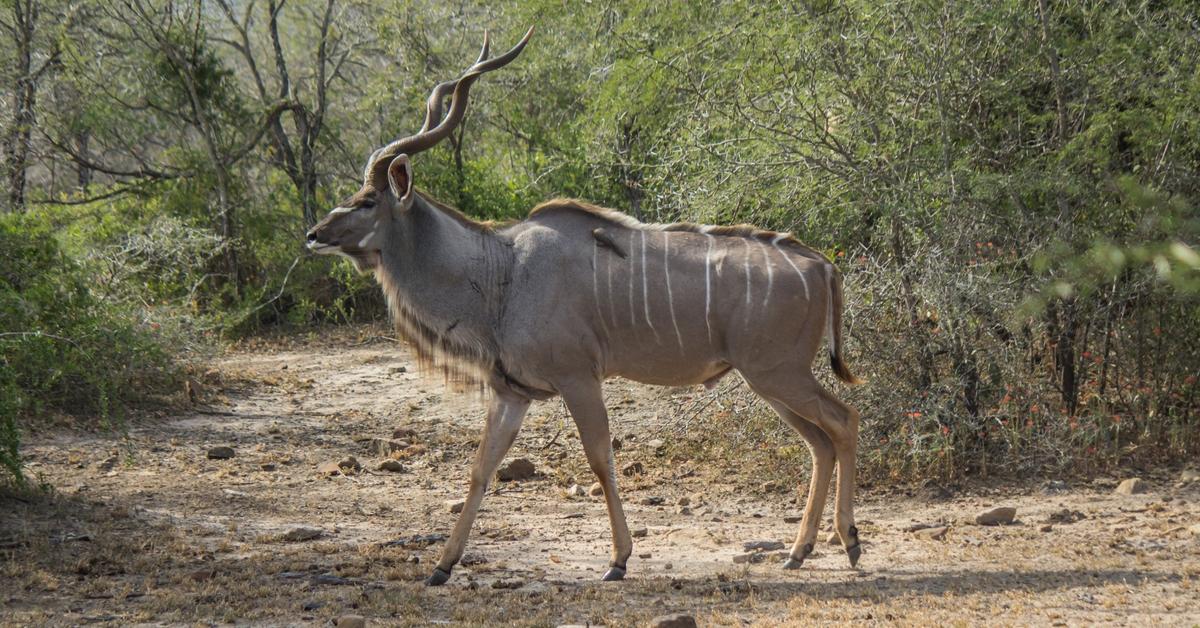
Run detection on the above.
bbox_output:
[357,231,376,249]
[329,206,354,215]
[758,241,774,309]
[704,233,715,343]
[663,233,684,351]
[640,231,661,344]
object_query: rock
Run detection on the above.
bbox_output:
[589,482,604,497]
[1181,468,1199,484]
[565,484,587,497]
[94,456,119,472]
[496,457,536,482]
[621,461,644,476]
[378,459,405,473]
[335,616,366,628]
[743,540,785,552]
[975,506,1016,526]
[646,439,666,455]
[1040,524,1053,533]
[1046,508,1085,524]
[367,439,408,456]
[317,460,343,476]
[913,526,948,541]
[640,496,665,506]
[280,526,323,542]
[1041,479,1069,494]
[447,499,465,514]
[650,614,696,628]
[338,456,362,473]
[632,527,649,538]
[677,496,691,507]
[1115,478,1148,495]
[389,365,408,374]
[391,427,417,440]
[611,437,622,451]
[301,600,324,611]
[206,446,235,460]
[260,462,277,472]
[783,515,802,524]
[676,506,692,516]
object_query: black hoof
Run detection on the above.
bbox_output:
[846,526,862,568]
[846,543,862,568]
[601,563,626,581]
[424,566,452,586]
[783,543,813,570]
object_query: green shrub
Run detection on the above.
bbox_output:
[0,213,176,486]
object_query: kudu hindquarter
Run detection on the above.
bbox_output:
[306,28,863,586]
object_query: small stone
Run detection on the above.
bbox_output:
[496,457,536,482]
[621,461,644,477]
[913,526,948,541]
[611,437,622,451]
[589,482,604,497]
[904,521,942,533]
[391,427,417,440]
[783,515,802,524]
[317,461,342,476]
[632,527,649,538]
[1115,478,1148,495]
[1040,524,1054,533]
[565,484,587,497]
[1181,468,1199,484]
[338,456,362,473]
[280,526,323,542]
[447,499,465,514]
[367,439,407,456]
[206,446,235,460]
[638,552,652,559]
[975,506,1017,526]
[650,613,697,628]
[663,563,673,570]
[301,601,324,611]
[646,439,666,455]
[259,462,277,472]
[1042,479,1069,494]
[761,481,782,493]
[378,459,405,473]
[492,578,524,589]
[676,506,692,516]
[335,616,366,628]
[94,456,119,472]
[677,496,691,507]
[389,365,408,374]
[640,496,665,506]
[742,540,785,552]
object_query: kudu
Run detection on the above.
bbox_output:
[307,28,863,586]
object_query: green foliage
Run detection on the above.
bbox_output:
[0,213,177,486]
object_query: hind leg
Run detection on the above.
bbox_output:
[745,368,862,567]
[764,400,835,569]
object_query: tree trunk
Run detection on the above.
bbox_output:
[3,0,37,212]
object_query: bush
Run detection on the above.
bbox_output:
[0,213,177,486]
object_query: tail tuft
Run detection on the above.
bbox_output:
[827,265,864,386]
[830,352,863,385]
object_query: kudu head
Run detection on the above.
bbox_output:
[306,28,533,272]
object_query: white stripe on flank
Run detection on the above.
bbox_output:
[628,233,637,326]
[758,241,774,309]
[593,242,610,338]
[663,232,684,350]
[606,245,617,328]
[743,239,752,330]
[640,232,661,344]
[704,233,715,343]
[773,235,810,300]
[329,206,354,215]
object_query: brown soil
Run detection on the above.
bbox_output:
[3,325,1199,626]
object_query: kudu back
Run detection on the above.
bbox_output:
[307,28,863,586]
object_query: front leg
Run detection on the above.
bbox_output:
[559,378,633,581]
[426,391,530,586]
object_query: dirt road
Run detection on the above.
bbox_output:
[4,326,1199,626]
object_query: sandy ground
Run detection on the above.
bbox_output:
[3,325,1199,627]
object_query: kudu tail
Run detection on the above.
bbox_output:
[826,265,863,385]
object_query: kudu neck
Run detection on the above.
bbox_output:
[374,194,511,377]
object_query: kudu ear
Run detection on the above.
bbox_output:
[387,154,414,208]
